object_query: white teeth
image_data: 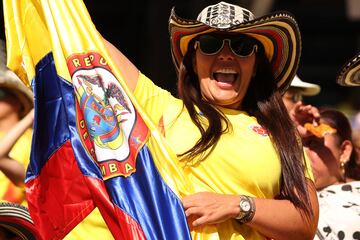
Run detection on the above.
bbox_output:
[215,69,237,74]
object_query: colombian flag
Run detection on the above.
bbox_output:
[4,1,192,239]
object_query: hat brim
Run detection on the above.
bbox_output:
[298,85,320,96]
[290,75,321,96]
[169,8,301,93]
[0,202,40,240]
[336,53,360,86]
[0,70,33,117]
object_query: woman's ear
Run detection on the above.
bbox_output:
[340,140,353,164]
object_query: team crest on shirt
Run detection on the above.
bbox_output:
[66,52,148,179]
[249,125,268,137]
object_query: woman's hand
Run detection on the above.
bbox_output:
[182,192,240,228]
[289,102,320,138]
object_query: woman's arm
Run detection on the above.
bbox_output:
[0,157,25,186]
[0,109,34,186]
[248,180,319,240]
[103,39,139,91]
[183,179,319,240]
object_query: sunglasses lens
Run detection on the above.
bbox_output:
[197,35,224,54]
[196,34,258,57]
[230,36,257,56]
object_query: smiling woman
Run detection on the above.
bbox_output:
[105,1,319,239]
[192,34,258,109]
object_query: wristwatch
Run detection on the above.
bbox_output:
[235,195,256,224]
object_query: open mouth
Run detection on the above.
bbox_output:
[213,69,239,85]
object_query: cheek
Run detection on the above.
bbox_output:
[306,147,332,176]
[306,150,323,169]
[238,56,256,75]
[0,101,17,114]
[195,52,213,77]
[323,137,342,161]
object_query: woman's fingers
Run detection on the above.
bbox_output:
[182,192,240,227]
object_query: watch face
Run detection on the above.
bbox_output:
[240,200,251,212]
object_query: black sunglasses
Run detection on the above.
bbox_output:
[194,34,258,57]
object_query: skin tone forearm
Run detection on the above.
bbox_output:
[0,109,34,186]
[248,181,319,240]
[103,38,139,91]
[0,157,26,186]
[183,179,319,240]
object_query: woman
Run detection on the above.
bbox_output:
[0,66,33,204]
[303,108,360,240]
[105,2,318,239]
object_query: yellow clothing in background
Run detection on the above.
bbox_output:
[0,129,32,205]
[64,208,113,240]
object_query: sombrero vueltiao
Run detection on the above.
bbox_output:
[0,202,40,240]
[336,53,360,86]
[169,1,301,93]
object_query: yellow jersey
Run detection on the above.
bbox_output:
[134,73,313,240]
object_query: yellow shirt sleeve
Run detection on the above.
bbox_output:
[133,72,174,126]
[0,129,32,205]
[303,149,314,181]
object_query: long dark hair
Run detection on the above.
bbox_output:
[177,39,313,217]
[319,108,360,180]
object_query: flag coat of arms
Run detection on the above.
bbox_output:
[4,0,193,239]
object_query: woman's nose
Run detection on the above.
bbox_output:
[217,41,235,60]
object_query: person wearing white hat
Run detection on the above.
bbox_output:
[105,1,318,239]
[282,74,321,113]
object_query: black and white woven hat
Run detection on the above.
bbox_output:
[169,1,302,93]
[0,202,40,240]
[336,53,360,86]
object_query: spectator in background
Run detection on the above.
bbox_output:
[282,74,321,113]
[301,108,360,240]
[0,41,37,240]
[352,113,360,152]
[0,48,33,205]
[283,74,322,140]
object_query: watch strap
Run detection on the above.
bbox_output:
[236,195,256,224]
